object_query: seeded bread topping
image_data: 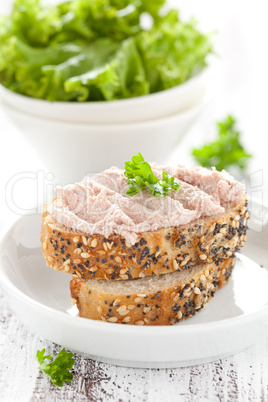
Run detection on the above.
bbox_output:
[47,165,245,245]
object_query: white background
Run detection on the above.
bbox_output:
[0,0,268,229]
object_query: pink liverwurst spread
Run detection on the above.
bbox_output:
[47,165,245,245]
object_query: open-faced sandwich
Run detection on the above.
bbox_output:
[41,154,249,325]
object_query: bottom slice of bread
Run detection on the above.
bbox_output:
[70,257,235,326]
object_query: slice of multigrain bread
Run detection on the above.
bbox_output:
[70,256,235,325]
[41,196,248,280]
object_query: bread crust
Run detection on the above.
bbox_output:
[41,196,248,281]
[70,257,235,326]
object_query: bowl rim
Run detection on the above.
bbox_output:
[0,68,205,110]
[1,88,210,129]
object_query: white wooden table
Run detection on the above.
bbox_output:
[1,0,268,400]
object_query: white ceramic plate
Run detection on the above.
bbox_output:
[0,199,268,368]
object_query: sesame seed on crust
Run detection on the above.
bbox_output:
[70,257,235,326]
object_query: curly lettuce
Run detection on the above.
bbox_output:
[137,10,213,93]
[0,0,213,102]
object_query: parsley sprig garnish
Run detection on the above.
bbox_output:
[36,348,75,387]
[124,153,180,197]
[192,115,252,171]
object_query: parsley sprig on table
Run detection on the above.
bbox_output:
[192,115,252,171]
[36,348,75,387]
[124,153,180,197]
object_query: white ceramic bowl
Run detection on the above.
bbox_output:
[1,95,208,185]
[0,71,206,124]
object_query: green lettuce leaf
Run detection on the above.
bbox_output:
[43,38,120,101]
[0,37,83,98]
[11,0,61,47]
[64,37,148,101]
[136,10,213,93]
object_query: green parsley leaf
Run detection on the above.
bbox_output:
[36,348,75,387]
[124,153,180,197]
[192,115,252,171]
